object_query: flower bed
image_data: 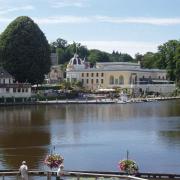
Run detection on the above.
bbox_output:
[119,159,138,174]
[44,154,64,169]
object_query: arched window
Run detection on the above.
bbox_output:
[109,76,114,85]
[119,75,124,85]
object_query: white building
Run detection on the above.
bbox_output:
[66,54,176,96]
[0,67,31,98]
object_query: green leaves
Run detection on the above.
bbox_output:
[0,16,51,84]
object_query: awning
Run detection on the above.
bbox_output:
[152,80,174,83]
[96,88,115,92]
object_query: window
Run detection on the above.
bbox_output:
[13,88,16,92]
[96,79,99,83]
[6,88,9,92]
[101,73,104,77]
[91,73,94,77]
[96,73,99,77]
[18,88,21,92]
[91,79,94,84]
[119,75,124,85]
[109,76,114,85]
[86,79,89,84]
[115,79,118,84]
[82,73,84,77]
[101,79,103,84]
[87,73,89,77]
[82,79,84,84]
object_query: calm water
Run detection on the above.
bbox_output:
[0,100,180,174]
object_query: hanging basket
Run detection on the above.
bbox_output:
[44,154,64,169]
[118,159,138,174]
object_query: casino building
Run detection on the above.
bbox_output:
[66,54,175,95]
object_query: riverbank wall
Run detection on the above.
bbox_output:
[0,96,180,106]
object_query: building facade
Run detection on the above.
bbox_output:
[0,67,31,98]
[66,54,175,96]
[46,65,64,84]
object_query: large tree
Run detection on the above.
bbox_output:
[0,16,51,84]
[157,40,179,80]
[175,45,180,85]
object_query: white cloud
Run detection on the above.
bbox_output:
[50,0,87,8]
[78,40,160,57]
[34,16,91,24]
[34,16,180,25]
[0,5,34,15]
[1,15,180,26]
[96,16,180,26]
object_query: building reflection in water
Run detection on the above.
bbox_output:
[0,101,180,172]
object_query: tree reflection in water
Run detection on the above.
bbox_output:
[0,106,51,170]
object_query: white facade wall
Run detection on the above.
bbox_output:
[132,84,176,95]
[0,87,31,98]
[0,77,31,98]
[66,57,176,95]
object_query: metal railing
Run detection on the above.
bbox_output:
[0,170,180,180]
[0,170,148,180]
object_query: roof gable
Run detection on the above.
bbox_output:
[0,67,13,79]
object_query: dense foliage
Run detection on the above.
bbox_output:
[51,38,180,85]
[50,38,135,66]
[135,40,180,85]
[0,16,179,86]
[0,16,51,84]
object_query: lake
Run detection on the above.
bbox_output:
[0,100,180,174]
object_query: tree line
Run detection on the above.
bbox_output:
[0,16,179,86]
[50,38,134,67]
[135,40,180,85]
[51,38,180,85]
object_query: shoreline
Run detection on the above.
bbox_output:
[0,96,180,106]
[36,96,180,104]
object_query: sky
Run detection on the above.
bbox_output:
[0,0,180,57]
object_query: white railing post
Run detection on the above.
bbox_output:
[47,172,51,180]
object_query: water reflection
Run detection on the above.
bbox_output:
[0,101,180,173]
[160,131,180,145]
[0,106,50,169]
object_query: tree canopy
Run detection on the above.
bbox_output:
[50,38,134,66]
[51,37,180,86]
[0,16,51,84]
[134,40,180,84]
